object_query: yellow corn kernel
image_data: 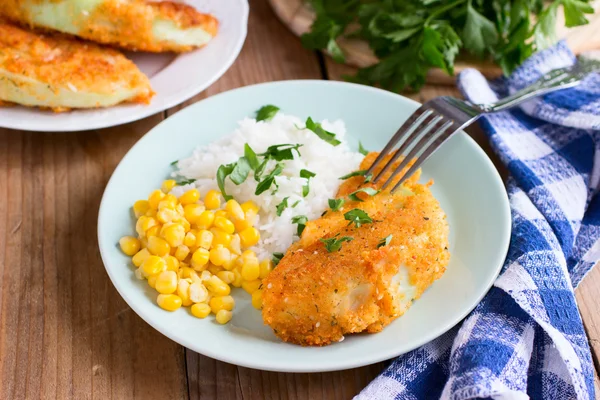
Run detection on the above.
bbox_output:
[148,190,165,209]
[217,271,235,284]
[132,248,151,267]
[183,232,197,248]
[134,267,145,280]
[213,216,235,234]
[155,271,178,294]
[191,303,211,318]
[181,266,195,279]
[241,256,260,281]
[142,255,166,276]
[145,209,157,218]
[179,189,200,206]
[251,289,263,310]
[157,294,182,311]
[231,269,243,288]
[205,275,231,296]
[161,179,177,193]
[208,263,223,275]
[234,255,244,271]
[177,279,193,306]
[199,270,212,282]
[133,200,150,218]
[189,282,209,303]
[181,219,191,233]
[210,229,232,248]
[147,236,170,257]
[196,230,213,249]
[196,211,215,230]
[239,227,260,248]
[183,204,206,224]
[209,246,230,266]
[158,194,178,210]
[223,254,238,271]
[147,274,158,288]
[165,255,180,271]
[215,310,232,324]
[146,225,161,238]
[209,295,235,313]
[191,248,210,270]
[156,208,179,224]
[228,234,242,255]
[242,279,261,294]
[136,216,158,238]
[241,200,259,215]
[139,236,148,249]
[225,199,245,221]
[161,223,186,247]
[119,236,140,256]
[214,210,227,219]
[233,218,251,233]
[204,190,221,210]
[175,245,191,261]
[259,259,273,279]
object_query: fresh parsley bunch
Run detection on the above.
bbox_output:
[301,0,593,91]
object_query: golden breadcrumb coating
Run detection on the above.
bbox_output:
[262,153,450,346]
[0,0,218,53]
[0,21,154,111]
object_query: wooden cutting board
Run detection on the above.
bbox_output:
[269,0,600,84]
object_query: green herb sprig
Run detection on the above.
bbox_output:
[320,234,354,253]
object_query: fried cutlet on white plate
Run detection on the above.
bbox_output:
[0,21,154,112]
[0,0,218,53]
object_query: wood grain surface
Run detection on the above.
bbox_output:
[0,0,599,399]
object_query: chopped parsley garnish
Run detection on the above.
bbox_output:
[272,252,284,266]
[300,169,316,197]
[305,117,341,146]
[377,234,393,249]
[320,234,353,253]
[170,160,178,166]
[328,198,345,211]
[254,160,268,181]
[229,157,252,185]
[291,215,308,236]
[244,143,260,170]
[175,178,196,186]
[256,105,280,122]
[358,141,369,156]
[344,209,373,228]
[348,187,380,202]
[216,164,235,200]
[292,200,301,208]
[258,144,302,161]
[276,197,289,216]
[339,170,368,180]
[255,163,284,195]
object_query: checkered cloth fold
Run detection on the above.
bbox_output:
[357,41,600,400]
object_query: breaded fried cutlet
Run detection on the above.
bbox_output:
[261,153,450,346]
[0,21,154,111]
[0,0,218,53]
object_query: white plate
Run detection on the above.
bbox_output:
[0,0,248,132]
[98,80,511,372]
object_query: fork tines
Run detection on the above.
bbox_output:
[367,105,457,193]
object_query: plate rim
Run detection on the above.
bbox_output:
[98,79,512,372]
[0,0,249,132]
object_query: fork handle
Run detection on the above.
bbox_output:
[480,60,600,113]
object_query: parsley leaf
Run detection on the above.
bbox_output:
[244,144,260,170]
[291,215,308,236]
[300,169,316,197]
[254,160,268,181]
[358,141,369,156]
[348,187,379,202]
[170,160,178,166]
[320,234,353,253]
[461,4,497,58]
[256,105,280,122]
[176,178,196,186]
[339,169,368,180]
[305,117,341,146]
[230,157,252,185]
[216,164,235,201]
[344,209,373,228]
[255,163,284,195]
[377,234,393,249]
[258,144,302,161]
[292,200,301,208]
[276,197,289,216]
[328,198,345,211]
[272,252,284,266]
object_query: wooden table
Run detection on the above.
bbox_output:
[1,1,599,398]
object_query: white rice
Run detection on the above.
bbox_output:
[170,113,362,260]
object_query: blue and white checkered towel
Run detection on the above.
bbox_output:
[357,41,600,400]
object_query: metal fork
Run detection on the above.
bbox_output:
[369,59,600,193]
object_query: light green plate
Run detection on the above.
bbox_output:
[98,80,511,373]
